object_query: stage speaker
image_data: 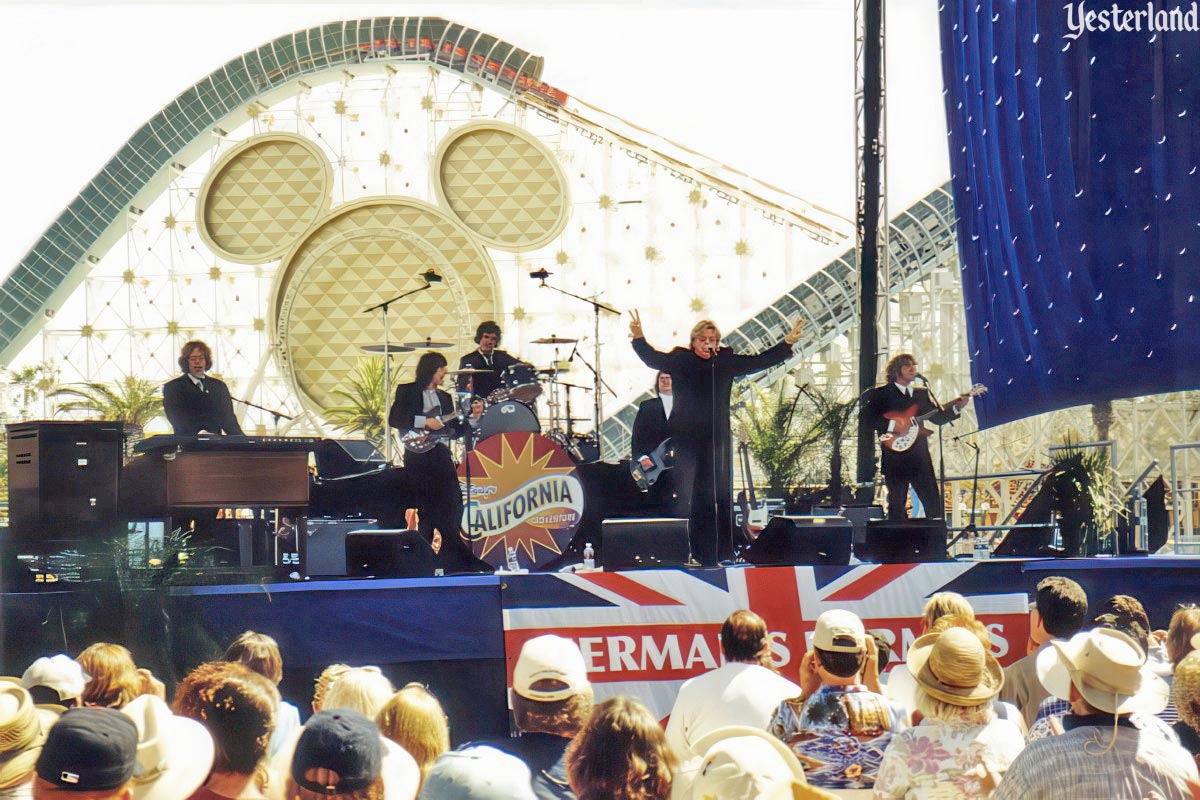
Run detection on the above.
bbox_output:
[815,504,883,547]
[345,529,436,578]
[863,519,948,563]
[600,518,690,570]
[304,518,378,576]
[313,439,387,479]
[745,516,852,566]
[6,421,135,533]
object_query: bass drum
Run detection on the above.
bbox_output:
[474,399,539,440]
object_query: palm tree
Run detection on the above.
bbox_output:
[735,382,824,498]
[10,361,60,419]
[50,376,164,427]
[325,357,394,450]
[799,386,860,505]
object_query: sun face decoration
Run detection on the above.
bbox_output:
[458,432,584,568]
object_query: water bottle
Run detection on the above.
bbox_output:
[583,542,596,570]
[505,546,520,571]
[974,535,990,561]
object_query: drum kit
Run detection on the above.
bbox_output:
[360,335,600,463]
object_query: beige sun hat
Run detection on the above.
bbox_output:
[120,695,215,800]
[0,678,57,789]
[688,725,807,799]
[906,627,1004,707]
[1036,627,1169,716]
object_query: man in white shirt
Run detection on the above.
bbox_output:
[666,610,800,768]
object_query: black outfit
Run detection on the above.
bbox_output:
[456,348,521,398]
[162,374,243,435]
[388,381,472,568]
[862,382,958,520]
[631,395,671,459]
[631,338,792,565]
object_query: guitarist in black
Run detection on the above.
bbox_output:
[389,351,472,568]
[862,354,968,520]
[631,371,674,511]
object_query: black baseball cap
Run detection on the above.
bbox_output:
[35,707,141,791]
[291,710,382,794]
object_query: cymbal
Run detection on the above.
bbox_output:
[560,418,591,423]
[447,367,495,375]
[555,382,594,392]
[402,338,454,349]
[360,344,414,354]
[531,336,579,344]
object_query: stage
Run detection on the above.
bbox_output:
[4,554,1199,744]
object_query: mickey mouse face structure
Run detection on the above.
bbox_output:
[195,122,570,414]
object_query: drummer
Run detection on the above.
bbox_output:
[456,320,522,399]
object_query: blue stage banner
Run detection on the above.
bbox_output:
[939,1,1200,426]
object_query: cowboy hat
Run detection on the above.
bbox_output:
[907,627,1003,707]
[1036,628,1169,716]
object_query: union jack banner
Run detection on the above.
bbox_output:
[501,564,1029,720]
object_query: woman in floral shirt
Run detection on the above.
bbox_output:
[874,628,1025,799]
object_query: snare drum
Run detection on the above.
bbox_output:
[475,400,540,440]
[501,364,542,404]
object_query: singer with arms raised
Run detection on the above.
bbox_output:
[163,340,244,435]
[629,311,803,565]
[862,354,969,520]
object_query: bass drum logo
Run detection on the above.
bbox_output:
[458,432,584,569]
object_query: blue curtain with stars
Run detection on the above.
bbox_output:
[939,1,1200,427]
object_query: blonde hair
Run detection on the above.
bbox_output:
[689,320,720,343]
[224,631,284,684]
[77,643,141,708]
[323,667,394,719]
[914,686,995,724]
[1174,650,1200,731]
[375,684,449,786]
[566,696,675,800]
[923,592,975,631]
[313,664,351,712]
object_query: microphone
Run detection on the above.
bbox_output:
[915,372,928,384]
[529,269,551,281]
[422,269,442,284]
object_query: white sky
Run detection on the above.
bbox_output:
[0,0,949,276]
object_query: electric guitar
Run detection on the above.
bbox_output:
[736,441,768,544]
[630,438,676,491]
[879,383,988,453]
[400,408,465,453]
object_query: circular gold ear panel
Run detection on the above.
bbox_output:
[272,197,499,414]
[432,120,571,252]
[197,133,332,264]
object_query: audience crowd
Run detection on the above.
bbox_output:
[5,577,1200,799]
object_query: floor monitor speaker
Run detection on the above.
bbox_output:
[744,516,852,566]
[863,519,948,563]
[599,518,690,570]
[345,529,436,578]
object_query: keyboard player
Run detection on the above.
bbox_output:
[163,340,244,435]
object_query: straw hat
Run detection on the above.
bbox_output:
[906,627,1003,707]
[0,678,57,789]
[1037,628,1169,716]
[120,695,214,800]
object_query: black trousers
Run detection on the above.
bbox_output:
[404,445,472,567]
[671,442,734,566]
[883,450,943,521]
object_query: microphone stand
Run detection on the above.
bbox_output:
[710,347,721,567]
[231,398,294,433]
[532,277,619,459]
[921,377,951,520]
[946,436,982,553]
[363,278,434,463]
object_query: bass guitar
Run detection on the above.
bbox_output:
[400,408,466,454]
[736,441,768,543]
[879,383,988,453]
[630,438,676,491]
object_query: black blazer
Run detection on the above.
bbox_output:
[863,382,958,466]
[388,381,457,433]
[631,396,671,459]
[162,374,244,436]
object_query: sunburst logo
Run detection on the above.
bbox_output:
[458,432,584,568]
